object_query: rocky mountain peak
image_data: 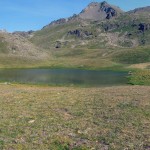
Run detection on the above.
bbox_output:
[43,1,124,29]
[79,1,123,21]
[87,2,100,7]
[101,1,108,5]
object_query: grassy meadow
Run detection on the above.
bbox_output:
[0,84,150,149]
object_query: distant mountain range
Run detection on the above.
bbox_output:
[29,1,150,49]
[0,1,150,68]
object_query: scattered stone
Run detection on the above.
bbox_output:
[28,120,35,124]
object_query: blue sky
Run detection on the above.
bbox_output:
[0,0,149,32]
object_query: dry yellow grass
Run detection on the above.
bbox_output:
[128,62,150,69]
[0,84,150,149]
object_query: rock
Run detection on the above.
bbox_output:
[103,23,120,31]
[28,120,35,124]
[12,30,34,38]
[68,30,81,37]
[43,18,68,29]
[4,82,11,85]
[138,23,150,32]
[55,41,61,48]
[100,2,118,19]
[68,29,93,39]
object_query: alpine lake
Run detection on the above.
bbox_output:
[0,68,128,87]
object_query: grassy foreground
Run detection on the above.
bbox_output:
[0,84,150,149]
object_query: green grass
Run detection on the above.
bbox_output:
[113,48,150,64]
[0,84,150,149]
[0,46,123,70]
[128,70,150,85]
[0,55,49,69]
[0,40,9,53]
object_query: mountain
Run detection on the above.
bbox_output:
[43,1,123,28]
[30,1,150,50]
[79,1,123,20]
[0,1,150,69]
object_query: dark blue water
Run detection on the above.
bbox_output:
[0,69,128,86]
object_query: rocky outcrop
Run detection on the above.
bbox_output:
[102,20,150,33]
[100,1,118,19]
[55,41,62,48]
[102,23,120,31]
[43,18,67,29]
[138,23,150,32]
[13,30,34,38]
[68,29,93,39]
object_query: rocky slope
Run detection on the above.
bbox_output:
[0,30,49,68]
[0,31,46,57]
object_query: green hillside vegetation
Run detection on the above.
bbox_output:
[0,39,9,53]
[113,47,150,64]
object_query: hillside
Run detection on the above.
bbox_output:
[0,31,49,68]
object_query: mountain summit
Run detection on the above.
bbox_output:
[79,1,123,21]
[43,1,124,28]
